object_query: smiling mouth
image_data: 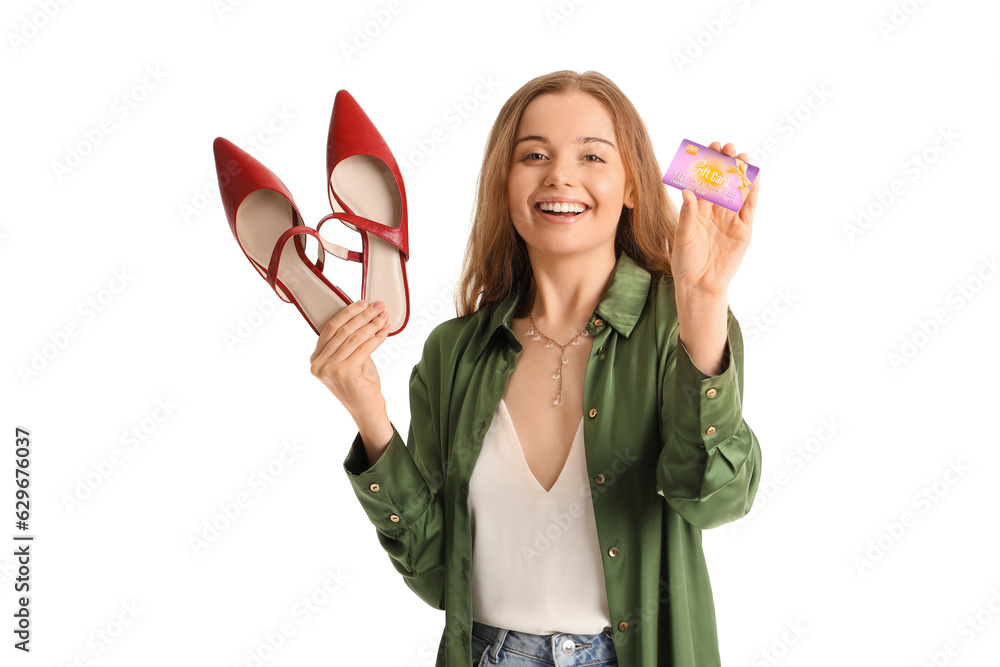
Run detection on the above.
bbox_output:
[534,202,590,219]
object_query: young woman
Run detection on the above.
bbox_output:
[313,70,762,667]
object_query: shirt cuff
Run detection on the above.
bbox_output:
[342,422,434,533]
[667,307,743,451]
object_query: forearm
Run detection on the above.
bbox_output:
[674,283,730,376]
[356,409,394,467]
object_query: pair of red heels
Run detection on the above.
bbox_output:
[213,90,410,336]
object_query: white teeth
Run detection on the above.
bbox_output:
[538,202,587,213]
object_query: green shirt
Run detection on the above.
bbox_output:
[343,249,762,666]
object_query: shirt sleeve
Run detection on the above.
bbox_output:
[342,358,447,610]
[656,304,762,529]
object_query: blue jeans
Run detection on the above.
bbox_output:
[470,619,618,666]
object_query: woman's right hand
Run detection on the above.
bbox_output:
[310,299,392,424]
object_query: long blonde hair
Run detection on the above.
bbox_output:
[454,69,678,318]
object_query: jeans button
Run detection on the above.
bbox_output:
[561,638,575,654]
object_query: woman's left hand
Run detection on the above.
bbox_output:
[670,142,760,298]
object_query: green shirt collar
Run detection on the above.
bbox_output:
[473,250,653,361]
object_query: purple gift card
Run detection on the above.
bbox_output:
[662,139,759,213]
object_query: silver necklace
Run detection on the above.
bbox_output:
[526,312,590,406]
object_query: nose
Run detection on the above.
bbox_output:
[543,153,577,188]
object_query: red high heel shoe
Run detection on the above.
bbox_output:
[320,89,410,336]
[213,137,361,335]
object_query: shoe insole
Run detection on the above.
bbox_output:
[240,190,348,332]
[330,154,407,333]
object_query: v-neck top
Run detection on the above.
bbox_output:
[467,397,612,635]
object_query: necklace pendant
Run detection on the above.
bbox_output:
[572,338,579,345]
[554,392,562,406]
[545,340,553,348]
[553,370,561,379]
[527,326,534,335]
[533,334,541,341]
[561,355,569,364]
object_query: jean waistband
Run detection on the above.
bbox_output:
[471,619,617,664]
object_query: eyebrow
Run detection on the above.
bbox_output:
[513,135,617,150]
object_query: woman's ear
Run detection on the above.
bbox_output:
[624,182,635,209]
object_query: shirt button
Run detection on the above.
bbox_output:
[369,483,380,493]
[706,387,717,398]
[617,621,629,632]
[597,346,604,353]
[389,514,400,522]
[608,546,619,557]
[594,317,604,326]
[588,408,598,418]
[706,426,716,436]
[595,473,605,484]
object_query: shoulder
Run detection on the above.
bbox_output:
[415,309,488,380]
[424,313,478,355]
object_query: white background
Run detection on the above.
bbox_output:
[3,0,999,665]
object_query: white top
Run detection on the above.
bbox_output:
[468,398,612,635]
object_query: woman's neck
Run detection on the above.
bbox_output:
[515,248,617,338]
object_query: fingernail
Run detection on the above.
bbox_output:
[358,299,367,307]
[373,301,384,310]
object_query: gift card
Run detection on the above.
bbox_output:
[662,139,759,213]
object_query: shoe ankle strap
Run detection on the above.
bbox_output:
[316,210,408,260]
[313,213,365,264]
[266,225,358,303]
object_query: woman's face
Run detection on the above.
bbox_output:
[507,90,634,258]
